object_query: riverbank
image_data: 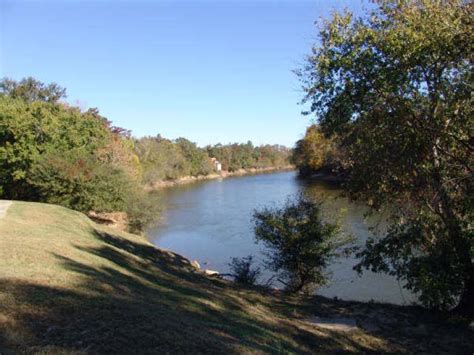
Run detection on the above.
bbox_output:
[89,167,295,234]
[145,165,295,190]
[1,201,472,353]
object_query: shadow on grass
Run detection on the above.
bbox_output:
[3,229,470,353]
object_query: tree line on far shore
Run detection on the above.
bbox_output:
[138,136,291,183]
[0,77,291,232]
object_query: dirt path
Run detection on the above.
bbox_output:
[0,200,12,219]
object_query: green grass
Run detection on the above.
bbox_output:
[0,201,472,353]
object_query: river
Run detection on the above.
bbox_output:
[147,170,416,305]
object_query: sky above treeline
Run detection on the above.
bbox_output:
[1,0,369,147]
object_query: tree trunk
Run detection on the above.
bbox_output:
[453,265,474,317]
[437,188,473,317]
[437,189,473,317]
[431,143,473,316]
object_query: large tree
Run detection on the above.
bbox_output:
[298,0,473,314]
[0,96,110,199]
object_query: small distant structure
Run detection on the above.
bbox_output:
[210,157,222,172]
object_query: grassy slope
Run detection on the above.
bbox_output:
[0,201,472,354]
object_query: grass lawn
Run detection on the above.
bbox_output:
[0,201,472,353]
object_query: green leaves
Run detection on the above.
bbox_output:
[0,96,110,199]
[253,195,346,293]
[0,82,152,232]
[298,0,473,312]
[0,77,66,104]
[29,148,131,213]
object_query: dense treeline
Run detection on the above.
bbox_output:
[136,137,291,184]
[0,77,291,232]
[296,0,473,315]
[207,142,291,172]
[135,136,213,183]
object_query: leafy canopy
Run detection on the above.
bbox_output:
[291,125,346,176]
[298,0,473,313]
[0,77,66,103]
[0,96,111,199]
[0,79,153,232]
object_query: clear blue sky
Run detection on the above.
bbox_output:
[1,0,368,147]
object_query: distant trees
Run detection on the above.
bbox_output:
[175,138,214,177]
[135,136,191,182]
[298,0,473,314]
[135,136,292,184]
[206,142,291,172]
[253,196,345,293]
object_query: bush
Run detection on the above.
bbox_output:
[29,149,132,213]
[228,256,261,286]
[253,195,347,293]
[125,190,161,234]
[30,149,160,234]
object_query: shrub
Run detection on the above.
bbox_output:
[125,190,161,234]
[29,149,132,213]
[253,195,347,293]
[228,256,261,286]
